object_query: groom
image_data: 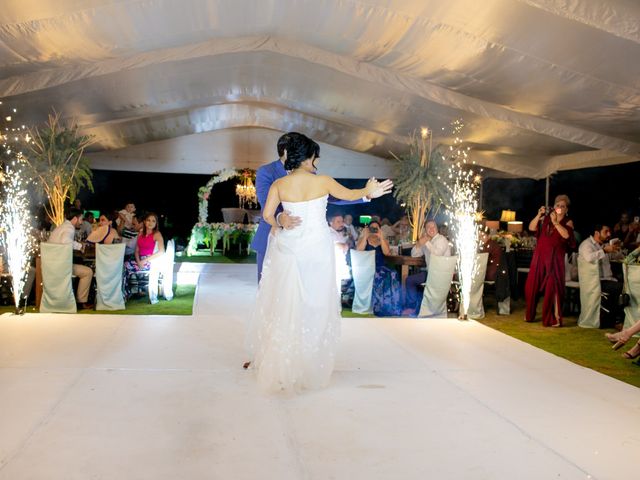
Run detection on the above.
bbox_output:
[251,132,394,281]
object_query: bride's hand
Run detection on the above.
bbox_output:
[365,177,380,195]
[366,178,394,199]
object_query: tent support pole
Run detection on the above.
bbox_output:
[545,176,550,207]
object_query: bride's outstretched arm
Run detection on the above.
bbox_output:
[322,176,378,201]
[262,183,282,230]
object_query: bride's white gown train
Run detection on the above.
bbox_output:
[247,195,341,393]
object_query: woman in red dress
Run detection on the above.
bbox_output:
[524,195,576,327]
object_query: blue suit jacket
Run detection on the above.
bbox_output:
[250,159,366,255]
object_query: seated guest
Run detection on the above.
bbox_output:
[122,214,142,258]
[355,221,402,316]
[124,212,165,302]
[438,223,450,240]
[78,211,95,239]
[380,218,396,242]
[392,215,411,243]
[605,318,640,357]
[404,220,452,314]
[328,213,352,300]
[86,211,120,245]
[578,224,623,327]
[480,231,502,282]
[117,202,136,230]
[343,214,359,247]
[47,208,94,310]
[612,212,631,240]
[623,217,640,250]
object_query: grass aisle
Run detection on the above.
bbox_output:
[0,284,196,316]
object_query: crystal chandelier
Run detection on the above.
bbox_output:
[235,170,257,209]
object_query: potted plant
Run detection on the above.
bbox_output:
[21,112,94,226]
[392,129,449,242]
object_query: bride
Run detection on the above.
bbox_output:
[246,135,391,393]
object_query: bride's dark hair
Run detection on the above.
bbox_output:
[284,135,319,171]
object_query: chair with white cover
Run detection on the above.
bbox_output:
[160,239,175,301]
[463,252,489,319]
[40,243,76,313]
[419,255,458,317]
[221,208,246,223]
[95,243,126,311]
[127,239,175,304]
[622,263,640,335]
[577,255,601,328]
[350,249,375,314]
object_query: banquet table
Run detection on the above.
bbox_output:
[384,254,426,303]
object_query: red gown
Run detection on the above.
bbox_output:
[524,215,575,326]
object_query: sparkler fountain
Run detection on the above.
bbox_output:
[0,162,35,314]
[0,104,36,314]
[443,121,482,320]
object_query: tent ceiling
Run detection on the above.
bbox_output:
[0,0,638,179]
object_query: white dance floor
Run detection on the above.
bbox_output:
[0,263,637,479]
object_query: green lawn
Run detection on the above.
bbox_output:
[0,284,196,316]
[476,298,640,388]
[342,298,640,388]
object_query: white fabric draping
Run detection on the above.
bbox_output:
[1,0,638,178]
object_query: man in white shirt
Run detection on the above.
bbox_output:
[343,214,359,247]
[48,208,94,309]
[404,220,452,314]
[328,214,352,289]
[578,224,623,327]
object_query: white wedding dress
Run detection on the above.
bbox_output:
[247,195,341,393]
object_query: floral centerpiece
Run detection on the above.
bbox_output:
[187,222,258,256]
[490,232,522,250]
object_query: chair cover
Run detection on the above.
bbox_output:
[419,255,458,317]
[623,264,640,336]
[465,253,489,319]
[95,243,126,311]
[498,297,511,315]
[221,208,246,223]
[161,240,175,301]
[40,243,76,313]
[577,255,601,328]
[350,249,375,314]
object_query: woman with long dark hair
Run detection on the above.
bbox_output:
[124,212,165,303]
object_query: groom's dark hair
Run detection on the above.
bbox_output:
[277,131,305,158]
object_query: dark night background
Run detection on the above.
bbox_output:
[77,161,640,248]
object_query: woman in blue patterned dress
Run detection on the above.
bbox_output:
[355,220,402,316]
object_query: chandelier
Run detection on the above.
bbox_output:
[235,170,257,209]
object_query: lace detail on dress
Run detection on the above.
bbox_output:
[246,196,341,393]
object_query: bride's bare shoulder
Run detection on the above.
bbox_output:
[315,174,334,183]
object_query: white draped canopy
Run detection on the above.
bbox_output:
[1,0,638,178]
